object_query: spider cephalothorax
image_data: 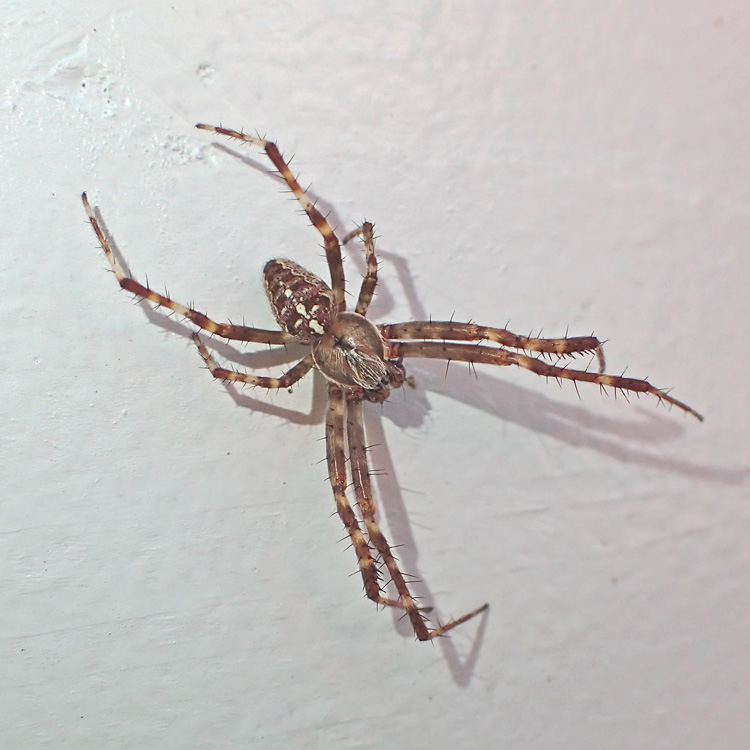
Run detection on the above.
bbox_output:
[310,310,407,401]
[83,123,701,642]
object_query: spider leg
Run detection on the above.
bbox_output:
[381,321,604,367]
[195,124,346,310]
[346,396,489,641]
[193,333,314,388]
[389,340,703,421]
[326,384,384,604]
[83,193,291,345]
[343,221,378,316]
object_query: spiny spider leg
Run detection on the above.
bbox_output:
[192,333,314,389]
[343,222,378,316]
[82,193,291,345]
[346,396,489,640]
[195,124,346,311]
[345,398,423,619]
[325,384,384,604]
[382,321,604,363]
[389,340,704,421]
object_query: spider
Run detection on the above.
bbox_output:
[82,123,702,642]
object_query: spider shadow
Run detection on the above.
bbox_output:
[399,334,746,488]
[362,407,489,681]
[359,221,738,483]
[396,363,742,483]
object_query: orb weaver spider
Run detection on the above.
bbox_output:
[82,123,702,641]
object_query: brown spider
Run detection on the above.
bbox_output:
[82,123,702,642]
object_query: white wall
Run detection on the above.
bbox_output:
[2,2,748,748]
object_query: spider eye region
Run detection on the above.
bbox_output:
[333,334,355,351]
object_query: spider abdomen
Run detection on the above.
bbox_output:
[263,258,337,343]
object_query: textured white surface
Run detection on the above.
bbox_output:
[2,2,749,748]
